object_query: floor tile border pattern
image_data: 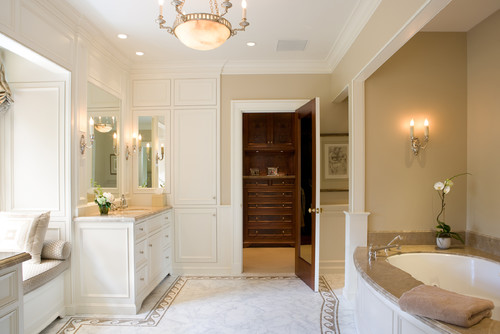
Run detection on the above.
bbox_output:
[56,275,339,334]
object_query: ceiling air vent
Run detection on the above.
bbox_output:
[276,40,308,52]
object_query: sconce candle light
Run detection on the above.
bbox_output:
[80,117,95,155]
[410,118,429,156]
[156,144,165,164]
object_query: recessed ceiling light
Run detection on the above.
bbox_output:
[117,34,128,39]
[136,51,144,56]
[246,42,256,47]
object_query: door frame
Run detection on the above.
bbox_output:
[230,100,309,274]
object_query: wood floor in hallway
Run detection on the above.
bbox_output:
[243,247,295,274]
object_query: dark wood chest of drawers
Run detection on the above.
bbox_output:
[243,177,296,247]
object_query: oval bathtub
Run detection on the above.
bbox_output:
[354,247,500,334]
[386,253,500,321]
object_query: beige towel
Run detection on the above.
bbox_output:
[399,284,494,328]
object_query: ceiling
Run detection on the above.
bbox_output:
[64,0,370,72]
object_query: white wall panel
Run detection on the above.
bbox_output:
[133,80,171,107]
[174,109,217,205]
[174,79,217,106]
[174,208,217,263]
[0,0,15,32]
[88,52,122,97]
[320,204,347,274]
[9,82,65,213]
[19,2,74,68]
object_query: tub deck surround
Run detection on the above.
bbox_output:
[354,245,500,334]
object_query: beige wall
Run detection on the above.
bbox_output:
[467,10,500,238]
[220,74,348,205]
[330,0,427,98]
[365,32,468,232]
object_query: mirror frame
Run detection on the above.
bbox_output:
[133,109,171,194]
[86,80,122,201]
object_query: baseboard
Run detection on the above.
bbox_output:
[172,266,234,275]
[319,260,345,274]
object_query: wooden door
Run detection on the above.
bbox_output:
[295,98,321,291]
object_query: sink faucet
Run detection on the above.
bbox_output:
[369,235,403,259]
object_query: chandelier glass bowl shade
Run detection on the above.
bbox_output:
[157,0,249,51]
[93,116,115,133]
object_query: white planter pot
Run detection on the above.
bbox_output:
[436,237,451,249]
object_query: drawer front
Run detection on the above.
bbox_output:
[134,239,148,268]
[135,266,148,293]
[134,221,147,241]
[161,227,172,249]
[162,246,172,265]
[0,309,19,334]
[248,228,293,237]
[164,211,173,225]
[148,215,163,234]
[248,191,293,200]
[0,269,18,308]
[270,179,295,186]
[244,179,269,187]
[248,215,293,223]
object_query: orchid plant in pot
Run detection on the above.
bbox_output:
[433,173,468,249]
[94,183,114,215]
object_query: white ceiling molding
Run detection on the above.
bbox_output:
[325,0,382,73]
[221,60,332,75]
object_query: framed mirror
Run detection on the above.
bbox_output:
[134,113,168,191]
[87,82,121,200]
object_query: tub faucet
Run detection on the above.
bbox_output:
[369,235,403,259]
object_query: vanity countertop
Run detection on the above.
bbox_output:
[74,206,173,222]
[0,252,31,271]
[355,245,500,334]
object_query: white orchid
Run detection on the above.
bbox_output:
[434,182,444,191]
[433,173,469,243]
[103,192,114,203]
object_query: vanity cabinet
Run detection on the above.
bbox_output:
[74,209,172,315]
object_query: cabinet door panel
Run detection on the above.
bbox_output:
[272,113,294,147]
[174,109,217,205]
[244,113,269,148]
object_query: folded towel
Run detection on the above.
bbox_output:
[399,284,494,328]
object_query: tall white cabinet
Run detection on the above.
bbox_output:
[131,76,220,274]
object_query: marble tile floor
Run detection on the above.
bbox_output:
[41,274,357,334]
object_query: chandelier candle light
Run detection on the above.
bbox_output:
[156,0,250,50]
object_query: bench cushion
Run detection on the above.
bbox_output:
[23,259,69,294]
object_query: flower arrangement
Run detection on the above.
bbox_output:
[433,173,469,243]
[94,183,114,215]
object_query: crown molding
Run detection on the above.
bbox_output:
[325,0,382,72]
[221,59,332,75]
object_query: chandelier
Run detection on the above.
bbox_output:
[156,0,250,51]
[93,116,115,133]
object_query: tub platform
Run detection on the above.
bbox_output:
[354,245,500,334]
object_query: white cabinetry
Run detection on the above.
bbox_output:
[0,258,26,334]
[174,108,217,205]
[74,209,172,315]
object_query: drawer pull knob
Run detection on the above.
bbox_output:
[139,251,144,254]
[140,278,145,281]
[139,228,144,231]
[282,193,285,196]
[282,230,285,234]
[282,181,285,184]
[213,196,216,199]
[149,244,153,247]
[165,235,169,238]
[256,231,259,234]
[166,256,170,259]
[282,217,285,220]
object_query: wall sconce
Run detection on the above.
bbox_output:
[156,144,165,164]
[80,117,95,155]
[132,133,142,153]
[410,118,429,156]
[113,132,119,156]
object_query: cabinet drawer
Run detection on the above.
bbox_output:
[161,228,172,248]
[0,269,18,308]
[270,179,295,186]
[247,203,293,210]
[134,239,148,268]
[248,215,293,223]
[164,211,173,224]
[148,215,163,234]
[248,228,293,237]
[134,222,147,240]
[248,191,293,199]
[244,179,269,187]
[162,246,172,265]
[135,266,148,293]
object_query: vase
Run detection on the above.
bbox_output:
[436,237,451,249]
[99,205,109,215]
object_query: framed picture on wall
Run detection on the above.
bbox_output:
[110,154,117,175]
[321,134,348,191]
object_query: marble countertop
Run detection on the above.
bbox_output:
[354,245,500,334]
[74,206,172,222]
[0,252,31,271]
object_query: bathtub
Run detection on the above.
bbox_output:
[386,253,500,321]
[354,247,500,334]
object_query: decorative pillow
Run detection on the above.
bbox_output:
[0,215,34,251]
[41,240,71,260]
[25,211,51,264]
